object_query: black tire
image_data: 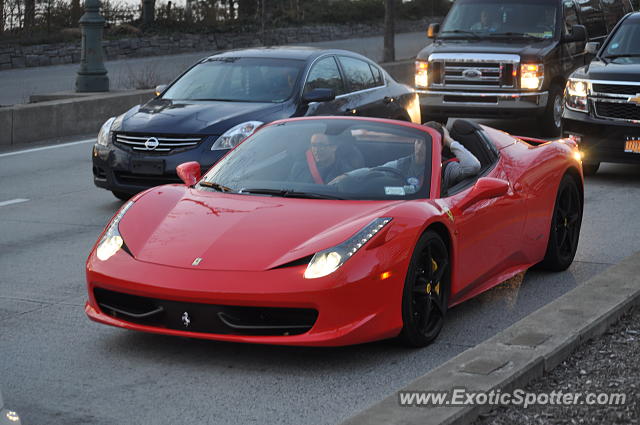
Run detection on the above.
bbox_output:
[399,230,450,347]
[582,162,600,176]
[538,86,564,137]
[538,174,583,271]
[112,191,132,201]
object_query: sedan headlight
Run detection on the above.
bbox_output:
[211,121,263,150]
[304,218,392,279]
[520,63,544,90]
[96,117,115,146]
[96,200,134,261]
[565,78,590,113]
[415,60,429,89]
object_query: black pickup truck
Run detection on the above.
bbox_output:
[415,0,633,136]
[563,11,640,175]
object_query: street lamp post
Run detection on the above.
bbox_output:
[76,0,109,92]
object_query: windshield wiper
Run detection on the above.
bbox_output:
[239,188,344,200]
[199,181,235,193]
[439,30,481,39]
[488,32,545,40]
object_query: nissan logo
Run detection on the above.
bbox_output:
[144,137,160,150]
[462,69,482,80]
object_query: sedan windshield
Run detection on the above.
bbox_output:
[162,57,305,103]
[602,19,640,62]
[440,0,557,40]
[201,119,433,201]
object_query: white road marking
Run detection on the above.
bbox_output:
[0,198,29,207]
[0,138,95,158]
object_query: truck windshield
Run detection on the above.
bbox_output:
[440,0,558,40]
[602,19,640,62]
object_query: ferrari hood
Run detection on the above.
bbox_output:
[118,186,401,271]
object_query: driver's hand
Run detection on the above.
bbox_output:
[328,174,348,185]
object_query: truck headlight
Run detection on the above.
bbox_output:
[520,64,544,90]
[304,218,392,279]
[415,60,429,89]
[565,78,590,113]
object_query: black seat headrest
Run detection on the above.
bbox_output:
[450,119,482,136]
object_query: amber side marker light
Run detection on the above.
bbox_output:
[380,271,393,280]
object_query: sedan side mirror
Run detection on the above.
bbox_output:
[177,161,201,186]
[154,84,168,96]
[585,42,600,55]
[562,25,587,43]
[458,177,510,211]
[427,23,440,39]
[302,88,336,104]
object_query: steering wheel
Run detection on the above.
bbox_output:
[370,166,406,180]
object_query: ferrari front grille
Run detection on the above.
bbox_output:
[93,287,318,336]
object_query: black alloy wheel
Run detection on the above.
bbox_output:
[399,231,449,347]
[539,174,582,271]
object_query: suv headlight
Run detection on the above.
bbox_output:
[96,117,115,146]
[304,218,392,279]
[415,60,429,89]
[520,64,544,90]
[565,78,590,113]
[211,121,263,150]
[96,200,134,261]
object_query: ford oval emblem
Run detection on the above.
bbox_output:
[145,137,160,150]
[462,69,482,80]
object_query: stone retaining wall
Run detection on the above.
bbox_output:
[0,19,432,71]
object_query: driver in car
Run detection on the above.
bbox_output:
[288,133,355,184]
[330,122,480,191]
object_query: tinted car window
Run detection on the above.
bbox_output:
[304,57,346,95]
[369,64,385,87]
[339,57,377,92]
[162,57,304,103]
[602,18,640,59]
[563,0,580,34]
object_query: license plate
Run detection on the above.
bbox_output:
[624,138,640,154]
[131,159,164,175]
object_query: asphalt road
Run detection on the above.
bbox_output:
[1,133,640,424]
[0,31,428,106]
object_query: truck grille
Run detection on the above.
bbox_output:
[592,83,640,95]
[114,133,205,153]
[428,53,519,90]
[594,102,640,121]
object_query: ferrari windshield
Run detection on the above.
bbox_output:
[162,57,304,103]
[201,119,433,201]
[440,0,558,40]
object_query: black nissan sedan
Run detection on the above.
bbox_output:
[92,47,421,199]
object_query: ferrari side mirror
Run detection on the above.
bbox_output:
[177,161,201,186]
[458,177,509,211]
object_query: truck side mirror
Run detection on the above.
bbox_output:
[562,25,587,43]
[585,42,600,55]
[427,23,440,39]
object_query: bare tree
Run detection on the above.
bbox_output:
[383,0,395,62]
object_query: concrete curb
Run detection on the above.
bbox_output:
[1,90,153,147]
[341,251,640,425]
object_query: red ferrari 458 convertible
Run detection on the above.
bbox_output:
[86,117,583,347]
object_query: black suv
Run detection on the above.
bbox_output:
[563,11,640,175]
[415,0,633,136]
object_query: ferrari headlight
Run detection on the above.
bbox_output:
[566,78,590,113]
[304,218,392,279]
[415,60,429,89]
[96,200,134,261]
[211,121,263,150]
[96,117,115,146]
[520,63,544,90]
